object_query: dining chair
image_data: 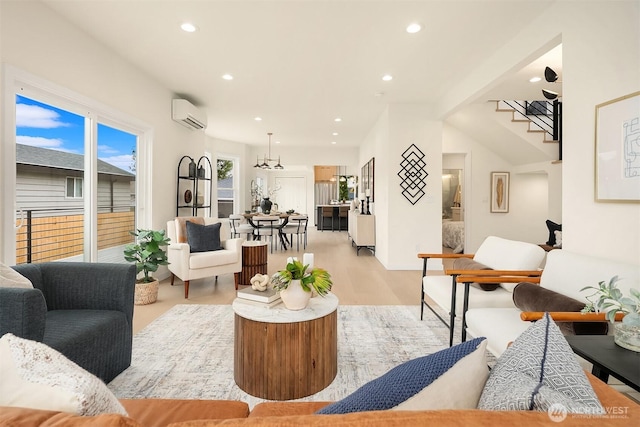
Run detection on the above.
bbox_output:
[320,206,334,232]
[229,214,254,240]
[252,215,280,253]
[280,214,308,251]
[338,206,349,231]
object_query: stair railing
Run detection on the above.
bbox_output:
[501,99,562,160]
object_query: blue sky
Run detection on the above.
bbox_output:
[16,95,136,173]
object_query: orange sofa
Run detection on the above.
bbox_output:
[1,373,637,427]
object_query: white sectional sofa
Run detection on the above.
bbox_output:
[465,249,640,357]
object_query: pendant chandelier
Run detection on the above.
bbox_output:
[253,132,283,170]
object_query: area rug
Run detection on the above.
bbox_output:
[108,304,450,408]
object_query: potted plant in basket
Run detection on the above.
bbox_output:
[581,275,640,352]
[123,229,171,305]
[271,259,332,310]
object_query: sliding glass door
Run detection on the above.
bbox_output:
[14,93,138,264]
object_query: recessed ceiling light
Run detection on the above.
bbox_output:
[181,22,197,33]
[254,117,262,121]
[406,23,422,33]
[275,140,281,144]
[222,74,233,80]
[332,132,338,136]
[331,141,337,145]
[374,92,385,97]
[382,74,393,81]
[334,118,342,122]
[529,76,542,83]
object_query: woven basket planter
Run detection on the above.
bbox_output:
[134,279,159,305]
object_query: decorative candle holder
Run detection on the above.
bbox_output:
[360,199,366,213]
[366,196,371,215]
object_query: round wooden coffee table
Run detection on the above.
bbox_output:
[232,293,338,400]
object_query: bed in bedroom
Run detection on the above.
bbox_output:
[442,220,464,253]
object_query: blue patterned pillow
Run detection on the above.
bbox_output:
[185,221,223,253]
[478,313,604,414]
[316,337,486,414]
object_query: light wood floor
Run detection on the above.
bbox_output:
[132,226,434,333]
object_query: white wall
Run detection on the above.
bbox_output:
[444,123,537,251]
[359,105,443,270]
[557,1,640,263]
[0,1,203,264]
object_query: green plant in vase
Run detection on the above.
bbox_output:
[123,229,171,283]
[581,276,640,351]
[271,260,332,310]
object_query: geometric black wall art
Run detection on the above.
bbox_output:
[397,144,428,205]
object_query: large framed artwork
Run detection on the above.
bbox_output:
[490,172,509,213]
[595,91,640,202]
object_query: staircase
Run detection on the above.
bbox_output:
[495,100,562,162]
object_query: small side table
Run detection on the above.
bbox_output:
[239,241,268,286]
[566,335,640,392]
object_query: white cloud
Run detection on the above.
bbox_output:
[98,144,120,155]
[100,154,134,173]
[17,136,79,153]
[17,135,64,148]
[16,103,71,128]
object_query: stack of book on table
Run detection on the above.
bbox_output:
[236,287,282,308]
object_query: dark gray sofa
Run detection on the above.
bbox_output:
[0,262,135,383]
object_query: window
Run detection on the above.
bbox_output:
[66,177,83,198]
[217,157,235,218]
[5,67,151,265]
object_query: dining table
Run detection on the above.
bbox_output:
[242,212,294,250]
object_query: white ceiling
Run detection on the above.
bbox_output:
[41,0,562,150]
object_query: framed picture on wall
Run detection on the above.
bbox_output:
[595,91,640,202]
[367,157,375,202]
[361,163,369,199]
[490,171,509,213]
[361,158,375,202]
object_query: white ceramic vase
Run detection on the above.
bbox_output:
[279,279,311,310]
[614,323,640,352]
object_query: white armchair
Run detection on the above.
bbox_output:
[418,236,545,346]
[166,217,243,298]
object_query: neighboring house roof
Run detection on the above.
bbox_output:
[16,143,134,177]
[218,176,234,199]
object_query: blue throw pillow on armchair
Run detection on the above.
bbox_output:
[185,221,223,253]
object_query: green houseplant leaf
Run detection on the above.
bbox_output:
[272,260,332,296]
[582,275,640,326]
[124,228,171,283]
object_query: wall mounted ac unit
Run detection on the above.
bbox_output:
[172,99,207,130]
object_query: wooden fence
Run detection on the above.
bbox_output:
[16,211,135,264]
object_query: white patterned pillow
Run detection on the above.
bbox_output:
[478,313,604,414]
[0,334,127,416]
[0,262,32,288]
